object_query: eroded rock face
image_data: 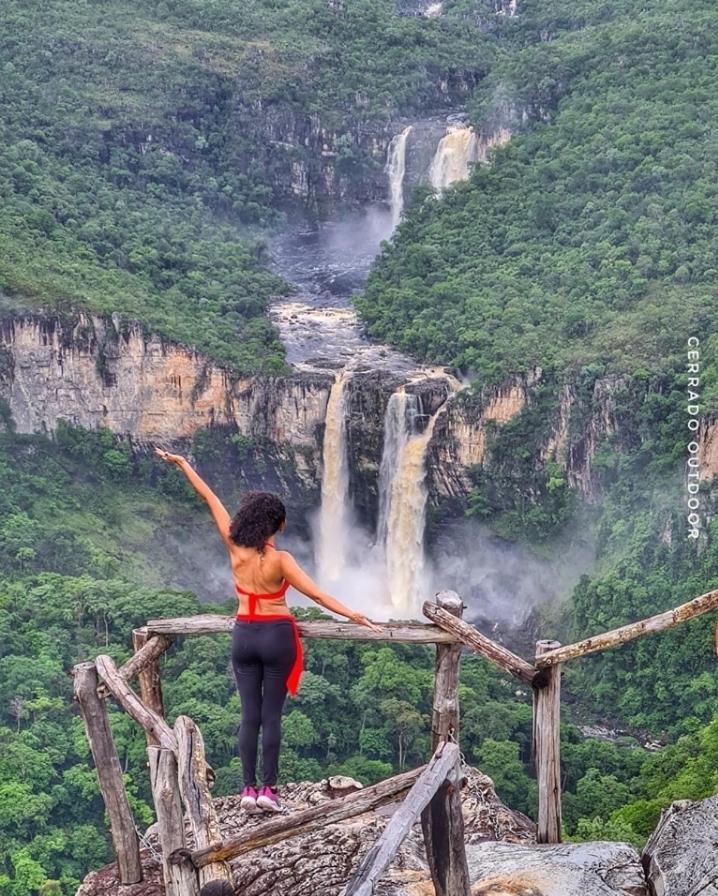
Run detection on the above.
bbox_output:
[0,313,332,489]
[74,767,536,896]
[642,794,718,896]
[463,841,648,896]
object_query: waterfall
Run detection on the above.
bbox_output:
[377,389,442,613]
[317,373,350,582]
[429,124,478,192]
[376,390,420,551]
[386,126,412,228]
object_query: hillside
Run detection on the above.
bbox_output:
[3,2,718,894]
[0,0,492,371]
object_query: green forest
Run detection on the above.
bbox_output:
[2,0,718,893]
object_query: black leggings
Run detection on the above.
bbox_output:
[231,620,297,787]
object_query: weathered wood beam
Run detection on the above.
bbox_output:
[71,662,142,884]
[125,630,174,683]
[422,600,537,685]
[344,742,461,896]
[535,588,718,668]
[174,764,426,868]
[145,614,457,643]
[148,746,199,896]
[96,632,174,701]
[132,628,167,748]
[533,640,562,844]
[174,716,231,887]
[422,592,471,896]
[95,654,177,752]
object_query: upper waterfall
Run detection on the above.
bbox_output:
[429,123,478,191]
[316,372,351,582]
[386,125,413,228]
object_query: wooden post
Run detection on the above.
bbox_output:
[71,662,142,884]
[421,591,471,896]
[174,716,231,887]
[95,654,177,751]
[148,746,199,896]
[344,742,460,896]
[533,640,562,844]
[133,627,166,747]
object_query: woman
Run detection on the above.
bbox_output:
[154,448,383,814]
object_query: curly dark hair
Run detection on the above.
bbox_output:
[229,491,286,550]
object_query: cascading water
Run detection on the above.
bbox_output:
[386,125,412,228]
[429,124,478,191]
[376,389,445,613]
[376,390,421,551]
[316,372,351,582]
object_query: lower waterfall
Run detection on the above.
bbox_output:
[377,389,442,614]
[316,372,350,583]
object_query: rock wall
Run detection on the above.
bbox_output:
[3,312,716,529]
[0,312,332,489]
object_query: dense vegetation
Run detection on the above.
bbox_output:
[4,0,718,893]
[359,0,718,398]
[0,0,492,370]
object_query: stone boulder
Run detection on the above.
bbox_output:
[75,767,535,896]
[453,841,647,896]
[642,794,718,896]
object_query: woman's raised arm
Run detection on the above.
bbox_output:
[154,448,232,546]
[279,552,384,633]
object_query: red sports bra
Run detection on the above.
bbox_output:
[233,542,303,696]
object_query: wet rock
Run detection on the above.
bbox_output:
[642,794,718,896]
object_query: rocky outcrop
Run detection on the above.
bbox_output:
[697,414,718,482]
[642,794,718,896]
[74,767,536,896]
[464,841,648,896]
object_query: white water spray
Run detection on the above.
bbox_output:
[386,126,412,228]
[317,373,351,582]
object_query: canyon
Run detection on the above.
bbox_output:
[2,115,715,618]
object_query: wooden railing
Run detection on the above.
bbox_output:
[71,587,718,896]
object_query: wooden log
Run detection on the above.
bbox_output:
[122,630,173,684]
[71,662,142,884]
[533,640,562,844]
[176,764,426,867]
[95,654,177,752]
[421,592,471,896]
[535,588,718,668]
[422,600,537,685]
[145,614,456,643]
[428,591,463,745]
[96,632,173,700]
[344,742,460,896]
[174,716,231,887]
[148,746,199,896]
[132,628,167,747]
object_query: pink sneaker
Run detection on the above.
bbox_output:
[240,785,259,813]
[256,785,282,812]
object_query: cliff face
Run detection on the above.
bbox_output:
[0,313,332,489]
[3,312,715,528]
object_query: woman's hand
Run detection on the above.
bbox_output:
[350,611,385,634]
[154,447,185,465]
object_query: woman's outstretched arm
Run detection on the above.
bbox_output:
[154,448,231,545]
[279,552,384,633]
